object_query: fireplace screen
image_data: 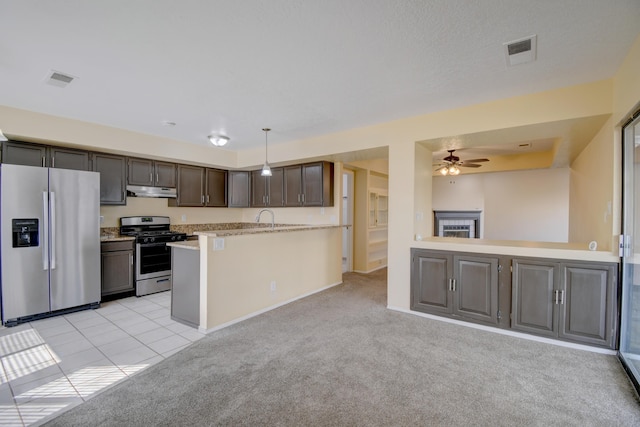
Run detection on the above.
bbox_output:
[434,211,481,238]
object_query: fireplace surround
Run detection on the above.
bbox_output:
[433,210,481,238]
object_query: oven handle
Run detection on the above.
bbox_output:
[136,242,171,248]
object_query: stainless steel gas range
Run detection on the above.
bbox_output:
[120,216,186,296]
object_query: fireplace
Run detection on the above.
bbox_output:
[434,211,481,238]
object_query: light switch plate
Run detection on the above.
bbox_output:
[213,238,225,251]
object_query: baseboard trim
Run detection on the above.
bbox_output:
[199,281,343,334]
[387,305,617,355]
[353,265,388,274]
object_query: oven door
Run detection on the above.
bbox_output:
[136,242,172,280]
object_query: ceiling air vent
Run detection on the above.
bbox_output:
[504,35,537,66]
[45,70,76,88]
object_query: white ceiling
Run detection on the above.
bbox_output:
[1,1,639,152]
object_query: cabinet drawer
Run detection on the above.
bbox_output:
[101,240,134,252]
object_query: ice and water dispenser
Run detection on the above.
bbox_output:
[12,219,39,248]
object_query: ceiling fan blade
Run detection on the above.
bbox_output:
[459,163,483,168]
[463,158,490,163]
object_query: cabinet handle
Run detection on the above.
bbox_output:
[553,290,559,305]
[42,157,46,167]
[302,193,305,203]
[262,195,266,204]
[559,290,564,305]
[206,195,210,203]
[297,194,301,203]
[130,254,133,265]
[156,172,159,183]
[266,195,269,205]
[448,279,452,291]
[201,195,204,204]
[452,278,456,292]
[150,172,153,183]
[52,157,55,168]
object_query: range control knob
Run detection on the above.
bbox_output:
[171,235,177,241]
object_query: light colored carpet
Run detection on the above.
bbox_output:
[45,269,640,426]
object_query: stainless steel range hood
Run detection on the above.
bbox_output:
[126,185,177,198]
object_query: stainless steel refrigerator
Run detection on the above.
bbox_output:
[1,163,101,326]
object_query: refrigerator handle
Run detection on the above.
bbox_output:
[42,191,49,270]
[50,191,56,270]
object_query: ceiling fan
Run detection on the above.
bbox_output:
[434,150,489,176]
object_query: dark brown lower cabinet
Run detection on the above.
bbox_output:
[512,258,617,348]
[411,249,499,326]
[101,240,134,297]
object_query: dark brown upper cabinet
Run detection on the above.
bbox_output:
[251,168,284,207]
[2,141,89,170]
[92,153,127,205]
[171,164,206,207]
[128,158,176,188]
[228,171,250,208]
[205,168,227,207]
[284,161,334,207]
[170,165,227,207]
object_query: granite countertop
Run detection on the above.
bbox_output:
[194,224,344,238]
[100,235,135,242]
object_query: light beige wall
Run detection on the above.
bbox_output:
[569,117,615,250]
[201,228,342,330]
[100,197,242,228]
[434,168,570,242]
[483,168,569,242]
[414,143,432,240]
[568,34,640,252]
[0,106,237,168]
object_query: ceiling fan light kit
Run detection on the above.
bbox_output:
[434,149,489,175]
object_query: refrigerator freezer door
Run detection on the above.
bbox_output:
[1,164,51,320]
[48,168,101,311]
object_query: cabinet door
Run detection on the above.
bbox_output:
[559,263,616,347]
[2,141,47,167]
[228,171,250,207]
[511,259,558,337]
[176,165,205,206]
[50,147,89,170]
[128,158,154,186]
[92,153,127,205]
[302,163,324,206]
[251,170,268,207]
[101,249,134,296]
[453,255,499,325]
[410,250,452,315]
[284,165,302,206]
[302,162,333,206]
[268,167,284,207]
[155,161,176,187]
[205,168,227,207]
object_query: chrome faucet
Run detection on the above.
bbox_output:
[255,208,275,229]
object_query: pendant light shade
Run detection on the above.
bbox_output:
[0,129,8,142]
[261,128,272,176]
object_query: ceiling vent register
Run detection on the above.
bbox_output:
[504,35,537,66]
[46,70,75,88]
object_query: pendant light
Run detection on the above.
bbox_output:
[0,129,8,142]
[261,128,272,177]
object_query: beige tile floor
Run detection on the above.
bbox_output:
[0,291,205,426]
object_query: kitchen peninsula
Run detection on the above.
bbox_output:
[169,223,343,332]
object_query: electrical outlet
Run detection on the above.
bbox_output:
[270,281,276,292]
[213,238,225,251]
[99,215,104,224]
[181,214,187,222]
